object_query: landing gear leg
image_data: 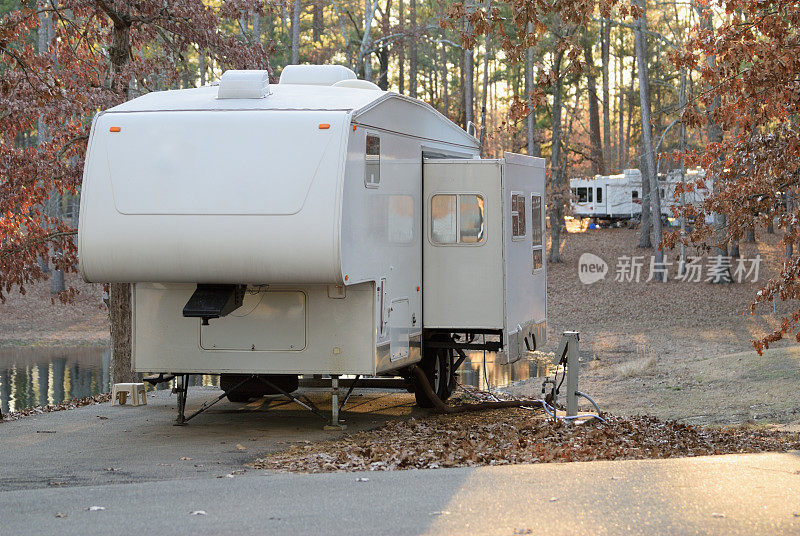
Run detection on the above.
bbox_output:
[174,374,189,426]
[324,375,347,431]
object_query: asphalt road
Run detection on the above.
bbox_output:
[2,388,800,535]
[2,452,799,535]
[0,386,420,491]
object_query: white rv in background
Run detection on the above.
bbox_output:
[570,168,707,222]
[78,65,547,422]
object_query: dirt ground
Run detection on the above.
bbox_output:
[0,273,107,346]
[507,219,800,426]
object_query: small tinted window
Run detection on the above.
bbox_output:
[431,194,486,245]
[365,135,380,187]
[459,195,485,243]
[587,188,593,202]
[512,193,526,239]
[632,190,639,200]
[596,187,603,203]
[431,194,457,244]
[576,187,588,203]
[531,195,543,246]
[531,194,544,273]
[532,249,543,271]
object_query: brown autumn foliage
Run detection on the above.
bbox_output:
[0,1,271,303]
[255,408,800,472]
[666,1,800,352]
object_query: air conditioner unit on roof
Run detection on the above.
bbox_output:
[279,64,357,86]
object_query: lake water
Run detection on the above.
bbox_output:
[0,346,551,413]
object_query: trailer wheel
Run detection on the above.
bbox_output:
[413,347,454,408]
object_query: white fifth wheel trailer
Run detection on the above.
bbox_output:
[78,66,547,424]
[571,168,707,222]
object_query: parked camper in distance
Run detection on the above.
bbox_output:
[570,168,707,223]
[78,65,547,421]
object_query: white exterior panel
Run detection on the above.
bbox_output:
[79,110,348,284]
[502,152,547,360]
[132,283,376,375]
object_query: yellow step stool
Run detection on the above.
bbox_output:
[112,383,147,406]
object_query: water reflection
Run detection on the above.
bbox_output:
[0,346,551,413]
[457,351,554,391]
[0,347,218,413]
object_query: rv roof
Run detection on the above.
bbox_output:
[105,81,480,149]
[107,83,388,113]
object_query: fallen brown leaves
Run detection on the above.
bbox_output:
[0,393,111,422]
[255,409,800,473]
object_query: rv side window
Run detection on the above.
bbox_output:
[531,195,543,246]
[588,188,593,202]
[531,194,544,272]
[576,187,588,203]
[365,135,380,187]
[431,195,457,243]
[596,187,603,203]
[511,193,526,239]
[431,194,485,245]
[460,195,485,243]
[632,190,639,200]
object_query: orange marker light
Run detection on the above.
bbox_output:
[344,275,349,281]
[416,286,421,292]
[318,123,330,130]
[109,127,121,132]
[352,125,357,131]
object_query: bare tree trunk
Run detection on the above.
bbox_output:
[312,0,323,42]
[601,19,612,169]
[440,39,449,117]
[678,67,688,274]
[38,7,53,275]
[110,283,134,383]
[479,3,492,154]
[625,54,635,170]
[463,1,475,128]
[617,32,625,171]
[696,2,730,281]
[548,49,566,264]
[291,0,301,64]
[583,30,606,175]
[409,0,417,97]
[252,10,261,44]
[634,0,663,272]
[398,0,405,93]
[745,226,756,242]
[729,239,740,259]
[525,23,539,156]
[377,0,392,90]
[107,4,134,383]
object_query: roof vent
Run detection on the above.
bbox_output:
[217,70,270,99]
[332,79,382,91]
[279,65,357,86]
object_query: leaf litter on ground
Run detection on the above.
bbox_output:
[254,406,800,473]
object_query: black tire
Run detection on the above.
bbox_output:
[438,348,455,401]
[413,345,454,408]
